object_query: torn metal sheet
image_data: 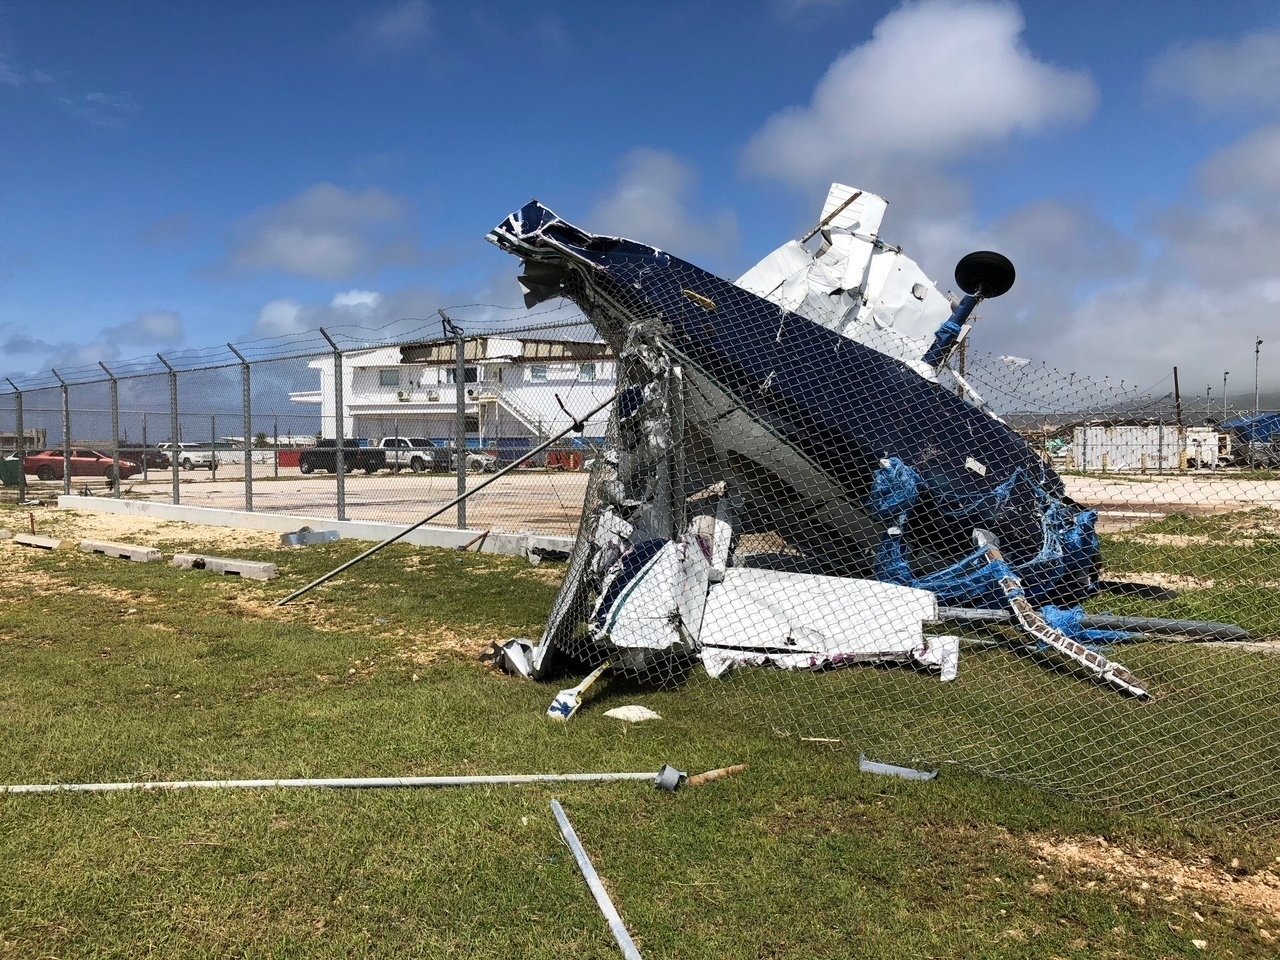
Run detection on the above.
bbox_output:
[698,568,938,678]
[911,634,961,682]
[738,184,963,379]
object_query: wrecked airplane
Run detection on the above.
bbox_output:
[486,184,1149,700]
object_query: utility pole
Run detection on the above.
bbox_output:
[1206,385,1212,420]
[1173,366,1183,427]
[1173,366,1185,471]
[1223,371,1229,420]
[1254,338,1264,418]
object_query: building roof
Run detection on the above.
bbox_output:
[398,335,613,365]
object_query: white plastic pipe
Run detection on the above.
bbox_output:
[551,798,645,960]
[0,771,661,796]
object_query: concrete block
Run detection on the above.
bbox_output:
[13,533,63,550]
[172,553,278,581]
[80,539,163,563]
[280,527,340,548]
[0,528,12,540]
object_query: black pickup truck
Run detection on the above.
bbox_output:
[298,439,387,475]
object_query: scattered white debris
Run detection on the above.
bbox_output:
[603,705,662,723]
[911,635,961,681]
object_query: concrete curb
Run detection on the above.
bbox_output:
[56,496,575,559]
[172,553,279,581]
[80,540,163,563]
[13,533,63,550]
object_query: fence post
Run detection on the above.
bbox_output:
[441,311,468,529]
[669,365,686,536]
[98,361,121,499]
[142,413,149,481]
[273,414,279,479]
[157,353,180,505]
[51,369,71,497]
[227,343,253,511]
[320,327,346,521]
[5,378,25,503]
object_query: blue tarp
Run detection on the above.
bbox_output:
[1220,413,1280,443]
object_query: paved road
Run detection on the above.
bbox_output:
[24,466,1278,538]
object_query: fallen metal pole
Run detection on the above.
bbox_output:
[937,606,1250,641]
[276,391,618,606]
[0,770,666,796]
[551,799,645,960]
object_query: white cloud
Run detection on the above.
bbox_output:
[331,289,384,310]
[354,0,434,55]
[0,56,23,86]
[771,0,856,16]
[247,286,448,343]
[1148,30,1280,113]
[225,184,420,281]
[588,148,739,263]
[742,0,1096,189]
[252,299,307,338]
[105,310,184,347]
[967,127,1280,394]
[1159,124,1280,289]
[1198,126,1280,199]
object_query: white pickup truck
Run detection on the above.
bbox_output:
[157,442,219,471]
[374,437,438,473]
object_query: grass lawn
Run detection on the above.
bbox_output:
[0,505,1276,958]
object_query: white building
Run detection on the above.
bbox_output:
[290,336,616,453]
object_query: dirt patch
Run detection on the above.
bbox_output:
[22,505,283,552]
[396,624,504,666]
[1103,571,1216,591]
[0,559,159,607]
[519,565,566,585]
[1031,836,1280,919]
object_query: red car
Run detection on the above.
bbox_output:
[23,449,141,481]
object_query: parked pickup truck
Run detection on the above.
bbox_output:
[299,439,387,475]
[373,437,438,473]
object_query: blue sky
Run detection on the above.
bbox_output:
[2,0,1279,398]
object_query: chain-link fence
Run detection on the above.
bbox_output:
[0,312,613,540]
[2,262,1277,825]
[485,201,1279,828]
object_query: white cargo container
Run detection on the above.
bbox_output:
[1071,424,1227,471]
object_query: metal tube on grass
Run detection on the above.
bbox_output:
[551,799,644,960]
[1,770,671,796]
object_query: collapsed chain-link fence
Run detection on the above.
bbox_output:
[2,237,1277,827]
[485,200,1278,828]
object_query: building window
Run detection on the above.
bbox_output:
[578,362,597,383]
[379,369,400,388]
[446,367,479,384]
[530,364,548,382]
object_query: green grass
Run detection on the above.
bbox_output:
[1093,510,1280,636]
[0,505,1277,958]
